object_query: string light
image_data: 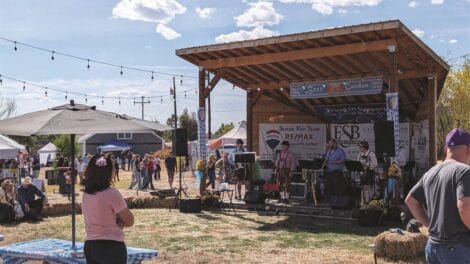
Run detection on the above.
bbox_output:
[44,88,48,97]
[160,96,163,103]
[14,41,17,51]
[101,97,104,105]
[180,75,183,85]
[151,71,154,81]
[65,92,68,100]
[85,95,88,103]
[87,59,90,69]
[22,81,26,91]
[120,66,123,76]
[184,91,187,98]
[0,75,2,85]
[118,97,121,105]
[51,51,55,61]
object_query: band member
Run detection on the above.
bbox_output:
[229,139,247,200]
[276,141,297,204]
[357,140,377,204]
[325,139,347,197]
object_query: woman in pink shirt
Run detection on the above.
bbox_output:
[82,154,134,264]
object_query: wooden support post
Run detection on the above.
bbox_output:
[199,68,206,108]
[428,74,437,166]
[247,90,253,151]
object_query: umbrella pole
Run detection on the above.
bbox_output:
[71,134,76,249]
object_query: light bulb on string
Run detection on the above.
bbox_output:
[118,98,121,106]
[180,75,183,85]
[14,41,17,51]
[0,75,3,86]
[44,88,48,97]
[85,95,88,103]
[65,92,68,100]
[87,59,90,70]
[51,51,55,61]
[184,91,187,98]
[22,82,26,92]
[120,66,123,76]
[151,71,154,81]
[101,97,104,105]
[160,96,163,103]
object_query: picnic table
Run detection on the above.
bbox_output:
[0,238,158,264]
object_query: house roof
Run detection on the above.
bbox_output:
[176,20,449,120]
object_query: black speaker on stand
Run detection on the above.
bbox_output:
[170,128,189,211]
[374,121,395,160]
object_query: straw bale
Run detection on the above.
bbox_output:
[374,230,427,260]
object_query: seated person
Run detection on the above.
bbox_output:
[0,180,16,222]
[17,176,47,221]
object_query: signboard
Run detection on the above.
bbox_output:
[386,92,400,157]
[331,123,375,160]
[315,104,386,124]
[259,123,326,161]
[290,77,382,99]
[399,123,410,163]
[197,107,208,163]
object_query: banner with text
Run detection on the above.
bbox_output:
[331,123,375,160]
[259,123,326,161]
[290,77,382,99]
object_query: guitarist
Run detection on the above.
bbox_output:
[325,139,347,198]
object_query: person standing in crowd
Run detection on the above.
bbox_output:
[325,139,347,198]
[127,152,134,172]
[77,157,86,184]
[357,140,378,204]
[82,154,134,264]
[275,141,297,204]
[115,156,121,181]
[406,128,470,263]
[229,139,247,200]
[17,151,25,178]
[165,153,176,189]
[154,154,161,180]
[205,154,217,190]
[17,176,47,221]
[215,152,233,183]
[142,155,156,190]
[32,154,41,178]
[128,155,141,190]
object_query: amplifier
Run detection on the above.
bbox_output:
[289,182,307,199]
[329,195,353,210]
[180,198,202,213]
[234,152,256,163]
[244,190,265,204]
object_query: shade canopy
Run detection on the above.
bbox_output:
[38,142,57,153]
[38,142,58,165]
[98,143,131,152]
[0,101,170,137]
[208,121,247,150]
[0,134,26,159]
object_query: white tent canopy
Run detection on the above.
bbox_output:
[0,134,26,159]
[208,121,247,150]
[38,142,57,165]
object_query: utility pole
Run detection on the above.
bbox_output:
[133,96,150,120]
[207,73,212,139]
[172,76,178,128]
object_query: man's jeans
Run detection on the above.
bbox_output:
[426,240,470,264]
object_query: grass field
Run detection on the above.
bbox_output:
[0,208,416,264]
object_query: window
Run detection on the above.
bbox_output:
[117,133,132,140]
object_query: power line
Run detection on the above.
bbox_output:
[0,37,197,80]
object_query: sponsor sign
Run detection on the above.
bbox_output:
[290,77,382,99]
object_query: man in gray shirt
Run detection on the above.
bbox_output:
[406,128,470,264]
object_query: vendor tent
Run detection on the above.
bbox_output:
[0,134,26,159]
[38,142,57,165]
[208,121,247,150]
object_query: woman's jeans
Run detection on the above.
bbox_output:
[425,240,470,264]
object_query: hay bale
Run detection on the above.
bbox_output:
[375,230,427,261]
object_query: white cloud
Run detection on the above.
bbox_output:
[195,7,217,19]
[279,0,382,15]
[412,28,425,38]
[448,39,458,44]
[338,8,348,14]
[144,44,153,50]
[431,0,444,4]
[156,24,181,40]
[430,35,435,39]
[409,1,418,7]
[215,26,279,43]
[112,0,186,39]
[236,1,283,27]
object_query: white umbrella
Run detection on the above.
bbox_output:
[0,100,172,248]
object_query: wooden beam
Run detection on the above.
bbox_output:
[204,69,225,97]
[263,90,311,116]
[428,74,437,166]
[200,39,397,69]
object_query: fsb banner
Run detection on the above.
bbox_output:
[331,123,375,160]
[259,123,326,161]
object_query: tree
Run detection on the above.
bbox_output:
[214,122,234,138]
[162,109,198,142]
[53,135,80,158]
[437,61,470,156]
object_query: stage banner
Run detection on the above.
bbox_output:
[330,123,375,160]
[290,77,382,99]
[412,120,429,174]
[315,104,386,124]
[197,107,208,163]
[259,123,326,161]
[386,92,400,157]
[399,123,411,163]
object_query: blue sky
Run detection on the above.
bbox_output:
[0,0,469,129]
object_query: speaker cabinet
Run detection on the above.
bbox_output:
[374,121,395,158]
[172,128,188,156]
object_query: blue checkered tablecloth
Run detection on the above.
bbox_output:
[0,238,158,264]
